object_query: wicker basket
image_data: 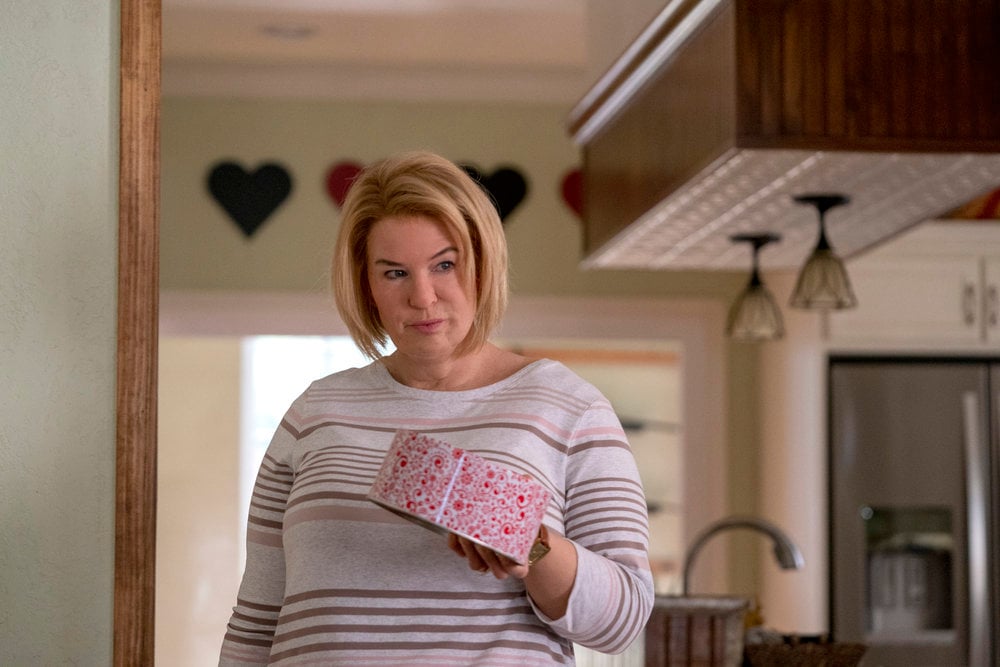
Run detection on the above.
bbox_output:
[644,595,749,667]
[743,641,867,667]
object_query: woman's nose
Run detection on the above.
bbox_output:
[408,275,437,308]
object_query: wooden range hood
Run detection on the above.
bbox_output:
[568,0,1000,270]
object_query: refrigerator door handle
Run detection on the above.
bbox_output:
[962,391,991,667]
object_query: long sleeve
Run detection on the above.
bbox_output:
[530,393,654,653]
[219,410,297,665]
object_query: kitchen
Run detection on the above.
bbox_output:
[157,0,1000,663]
[4,1,1000,665]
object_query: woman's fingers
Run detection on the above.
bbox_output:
[447,535,533,580]
[498,554,530,580]
[446,533,466,558]
[449,534,489,572]
[474,543,507,578]
[449,535,507,576]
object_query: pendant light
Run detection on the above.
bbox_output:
[789,193,857,310]
[726,232,784,341]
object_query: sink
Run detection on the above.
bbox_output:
[644,595,750,667]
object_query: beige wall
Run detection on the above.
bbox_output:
[758,272,830,633]
[0,2,118,663]
[157,337,244,667]
[160,96,745,301]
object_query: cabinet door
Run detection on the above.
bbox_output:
[827,254,983,345]
[984,257,1000,344]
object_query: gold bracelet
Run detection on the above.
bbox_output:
[527,524,551,566]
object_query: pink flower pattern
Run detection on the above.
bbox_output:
[368,430,550,564]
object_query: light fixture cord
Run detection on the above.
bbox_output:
[748,243,764,286]
[815,209,832,251]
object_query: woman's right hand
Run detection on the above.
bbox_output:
[447,533,530,580]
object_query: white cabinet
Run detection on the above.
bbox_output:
[984,258,1000,341]
[827,223,1000,348]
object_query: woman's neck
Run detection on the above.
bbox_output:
[383,344,532,391]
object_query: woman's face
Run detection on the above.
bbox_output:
[366,214,477,362]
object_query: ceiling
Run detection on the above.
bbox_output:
[162,0,599,105]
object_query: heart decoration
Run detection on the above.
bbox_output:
[325,160,364,208]
[561,168,583,219]
[460,164,529,223]
[207,161,293,238]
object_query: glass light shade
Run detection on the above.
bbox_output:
[789,192,857,311]
[789,247,857,309]
[726,278,785,341]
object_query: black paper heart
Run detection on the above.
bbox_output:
[207,161,293,237]
[460,164,529,223]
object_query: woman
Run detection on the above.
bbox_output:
[220,151,653,666]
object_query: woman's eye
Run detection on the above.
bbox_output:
[435,260,455,272]
[385,269,407,279]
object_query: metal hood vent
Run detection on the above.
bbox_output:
[568,0,1000,271]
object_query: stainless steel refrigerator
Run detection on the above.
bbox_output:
[829,357,999,667]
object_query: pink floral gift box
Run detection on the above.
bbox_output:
[368,430,551,564]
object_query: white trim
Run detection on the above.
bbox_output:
[160,290,348,336]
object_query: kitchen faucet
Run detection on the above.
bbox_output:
[682,515,805,595]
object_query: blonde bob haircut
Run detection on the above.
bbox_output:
[332,150,509,360]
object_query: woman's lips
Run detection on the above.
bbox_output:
[409,318,445,333]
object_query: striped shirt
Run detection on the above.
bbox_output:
[220,359,653,666]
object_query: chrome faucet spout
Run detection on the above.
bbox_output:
[681,515,804,595]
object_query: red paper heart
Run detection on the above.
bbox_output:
[561,168,583,219]
[325,161,364,208]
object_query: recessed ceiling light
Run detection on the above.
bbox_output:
[260,24,317,40]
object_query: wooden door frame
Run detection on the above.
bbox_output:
[116,0,160,664]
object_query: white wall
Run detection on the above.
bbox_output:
[0,1,118,663]
[758,272,829,633]
[157,338,244,667]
